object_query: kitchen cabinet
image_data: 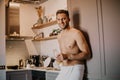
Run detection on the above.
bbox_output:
[46,72,58,80]
[6,70,32,80]
[6,2,20,36]
[67,0,120,80]
[32,70,46,80]
[6,69,59,80]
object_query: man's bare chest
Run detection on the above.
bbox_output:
[59,34,76,48]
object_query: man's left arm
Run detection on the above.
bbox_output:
[67,31,91,60]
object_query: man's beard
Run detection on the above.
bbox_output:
[60,23,69,30]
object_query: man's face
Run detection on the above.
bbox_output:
[56,13,70,30]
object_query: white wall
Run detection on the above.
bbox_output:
[68,0,120,80]
[6,41,29,66]
[100,0,120,79]
[40,0,67,16]
[20,4,38,36]
[0,0,6,80]
[68,0,101,79]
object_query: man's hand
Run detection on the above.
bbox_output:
[56,54,63,62]
[56,53,68,62]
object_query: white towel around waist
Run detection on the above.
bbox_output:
[56,64,85,80]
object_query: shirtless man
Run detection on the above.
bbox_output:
[55,10,91,80]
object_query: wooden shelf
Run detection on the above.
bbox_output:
[32,20,57,29]
[6,36,33,41]
[31,20,58,41]
[32,36,57,41]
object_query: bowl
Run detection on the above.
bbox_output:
[7,65,18,69]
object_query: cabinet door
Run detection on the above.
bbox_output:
[9,72,26,80]
[7,71,26,80]
[101,0,120,79]
[46,72,58,80]
[32,70,45,80]
[6,5,20,35]
[67,0,101,79]
[6,70,32,80]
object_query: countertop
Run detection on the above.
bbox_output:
[6,67,60,73]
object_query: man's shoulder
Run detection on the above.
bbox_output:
[71,27,82,34]
[70,28,85,40]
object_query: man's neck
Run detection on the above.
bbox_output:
[62,26,71,32]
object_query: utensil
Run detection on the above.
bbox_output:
[43,57,51,67]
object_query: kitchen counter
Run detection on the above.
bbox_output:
[6,67,60,73]
[6,67,59,80]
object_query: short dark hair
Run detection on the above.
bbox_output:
[56,9,69,18]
